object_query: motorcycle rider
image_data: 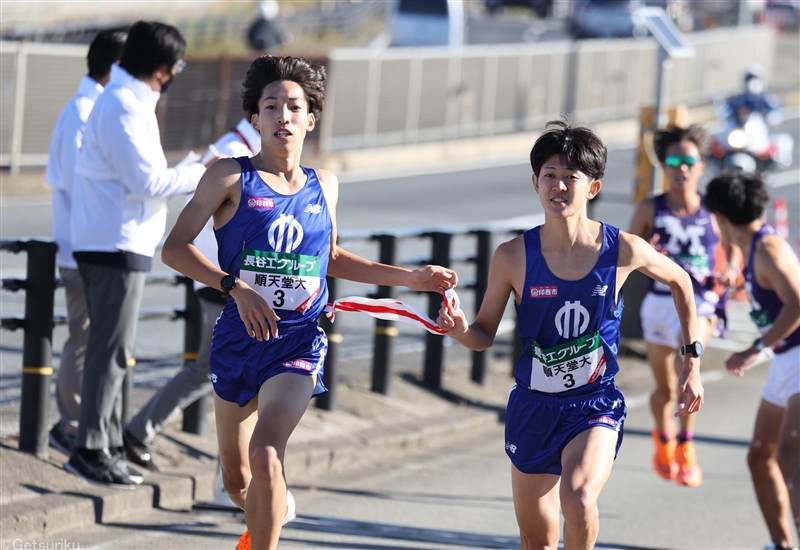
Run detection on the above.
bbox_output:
[725,66,783,127]
[712,66,793,170]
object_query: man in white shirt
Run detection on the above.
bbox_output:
[44,28,127,456]
[123,117,260,472]
[68,21,205,487]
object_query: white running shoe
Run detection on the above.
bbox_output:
[283,490,296,525]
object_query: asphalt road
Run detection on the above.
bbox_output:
[24,358,783,549]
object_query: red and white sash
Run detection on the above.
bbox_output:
[325,289,459,335]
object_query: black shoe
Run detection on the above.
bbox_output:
[65,448,140,489]
[48,423,75,456]
[123,430,159,472]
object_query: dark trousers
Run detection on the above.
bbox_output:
[76,263,145,451]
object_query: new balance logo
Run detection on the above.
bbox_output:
[505,442,517,454]
[592,285,608,297]
[304,204,322,214]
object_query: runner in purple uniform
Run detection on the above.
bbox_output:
[438,119,704,550]
[704,171,800,550]
[162,55,456,550]
[629,125,740,487]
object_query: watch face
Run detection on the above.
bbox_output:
[221,275,236,292]
[694,341,703,357]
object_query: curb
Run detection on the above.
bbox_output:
[0,406,499,542]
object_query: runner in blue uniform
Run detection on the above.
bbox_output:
[438,119,704,549]
[162,55,456,550]
[629,125,739,487]
[704,172,800,550]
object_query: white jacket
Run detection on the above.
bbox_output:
[44,75,103,269]
[71,65,205,259]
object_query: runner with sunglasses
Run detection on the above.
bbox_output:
[629,124,740,487]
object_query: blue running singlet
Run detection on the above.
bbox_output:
[209,158,333,405]
[513,223,625,395]
[215,157,332,327]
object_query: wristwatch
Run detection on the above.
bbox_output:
[752,337,766,351]
[220,274,238,294]
[680,341,704,358]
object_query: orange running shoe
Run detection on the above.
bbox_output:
[675,440,703,487]
[651,428,678,481]
[234,492,295,549]
[236,530,250,550]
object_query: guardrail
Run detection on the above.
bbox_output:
[2,220,537,457]
[1,239,205,457]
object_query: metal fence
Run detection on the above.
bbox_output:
[320,25,774,151]
[0,24,775,170]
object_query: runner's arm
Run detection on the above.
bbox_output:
[619,231,703,415]
[628,198,654,240]
[316,169,457,292]
[438,238,519,351]
[163,158,282,341]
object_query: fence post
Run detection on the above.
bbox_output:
[19,240,57,458]
[470,230,491,385]
[423,232,451,389]
[371,235,397,395]
[316,276,339,411]
[181,278,207,436]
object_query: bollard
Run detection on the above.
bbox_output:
[181,277,207,436]
[316,276,340,411]
[470,230,491,385]
[371,235,398,395]
[19,240,57,458]
[423,232,452,389]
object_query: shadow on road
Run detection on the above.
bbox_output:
[623,428,750,448]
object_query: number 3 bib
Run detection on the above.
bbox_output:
[239,249,321,311]
[528,331,607,393]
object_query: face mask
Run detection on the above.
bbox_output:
[160,74,175,94]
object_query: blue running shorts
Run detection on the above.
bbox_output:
[209,314,328,407]
[505,382,626,475]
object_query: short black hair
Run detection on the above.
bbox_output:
[241,55,326,120]
[704,171,769,225]
[119,21,185,79]
[87,28,127,81]
[530,118,607,180]
[654,124,710,164]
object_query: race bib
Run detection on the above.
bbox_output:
[529,331,606,393]
[239,249,321,311]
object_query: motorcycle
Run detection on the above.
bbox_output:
[709,99,794,173]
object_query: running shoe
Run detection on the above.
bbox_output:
[675,440,703,487]
[651,428,678,481]
[235,530,250,550]
[234,490,296,549]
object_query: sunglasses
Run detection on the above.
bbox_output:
[664,155,700,168]
[173,59,187,74]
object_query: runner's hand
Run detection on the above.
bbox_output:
[437,299,468,337]
[229,281,281,341]
[408,265,458,293]
[725,347,760,377]
[675,357,703,417]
